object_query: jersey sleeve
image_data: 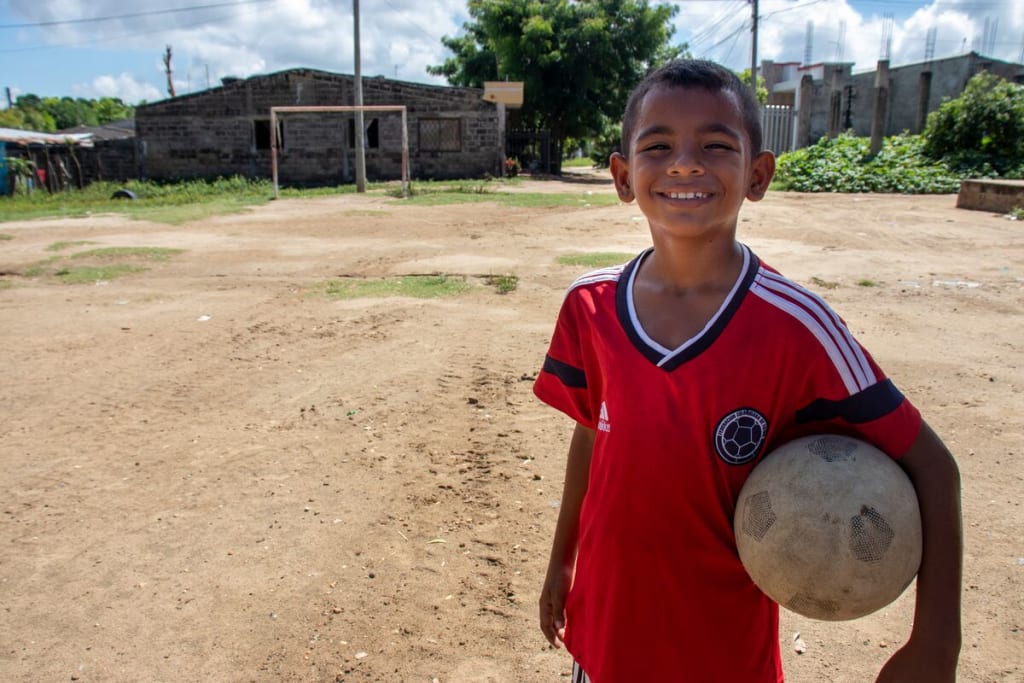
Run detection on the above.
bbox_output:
[788,313,922,459]
[753,268,922,459]
[796,346,922,457]
[533,290,597,429]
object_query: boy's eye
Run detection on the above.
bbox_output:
[640,142,669,152]
[706,141,734,150]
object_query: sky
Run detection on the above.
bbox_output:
[0,0,1021,107]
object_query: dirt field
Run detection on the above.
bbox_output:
[1,172,1022,682]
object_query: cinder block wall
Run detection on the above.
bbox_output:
[136,70,500,184]
[836,53,1023,140]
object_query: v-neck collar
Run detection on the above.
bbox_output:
[615,244,760,371]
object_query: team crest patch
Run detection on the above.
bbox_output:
[714,408,769,465]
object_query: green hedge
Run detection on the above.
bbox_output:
[774,133,962,194]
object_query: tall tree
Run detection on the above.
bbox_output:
[428,0,681,173]
[3,95,134,132]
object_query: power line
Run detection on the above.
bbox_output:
[0,0,274,30]
[0,9,258,53]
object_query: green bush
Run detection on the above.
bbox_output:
[922,72,1024,176]
[774,133,961,193]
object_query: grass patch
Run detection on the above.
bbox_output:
[1010,206,1024,220]
[323,274,470,300]
[809,276,840,290]
[557,252,634,268]
[482,274,518,294]
[856,278,880,287]
[339,209,392,218]
[55,264,147,284]
[384,179,615,209]
[0,176,274,224]
[403,190,618,208]
[563,157,596,168]
[13,245,182,282]
[47,240,99,252]
[21,256,63,277]
[70,246,184,261]
[0,233,13,241]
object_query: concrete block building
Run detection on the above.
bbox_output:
[760,51,1024,152]
[135,69,502,185]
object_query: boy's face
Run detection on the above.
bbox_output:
[610,85,774,242]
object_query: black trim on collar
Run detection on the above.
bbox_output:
[615,245,761,371]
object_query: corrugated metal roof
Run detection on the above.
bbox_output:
[57,120,135,141]
[0,127,93,146]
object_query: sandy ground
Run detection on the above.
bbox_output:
[1,172,1022,682]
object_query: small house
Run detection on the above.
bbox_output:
[135,69,502,186]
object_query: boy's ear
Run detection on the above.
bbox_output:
[609,152,634,203]
[746,150,776,202]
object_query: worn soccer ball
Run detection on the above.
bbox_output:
[734,434,923,621]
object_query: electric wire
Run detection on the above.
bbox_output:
[0,0,275,30]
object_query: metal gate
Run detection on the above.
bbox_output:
[506,129,554,174]
[761,105,795,155]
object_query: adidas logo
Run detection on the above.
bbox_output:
[598,401,611,433]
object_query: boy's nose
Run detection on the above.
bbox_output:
[667,148,704,175]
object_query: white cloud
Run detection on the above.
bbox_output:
[74,73,162,104]
[675,0,1024,74]
[5,0,468,102]
[4,0,1021,104]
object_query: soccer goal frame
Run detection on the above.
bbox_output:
[269,105,409,199]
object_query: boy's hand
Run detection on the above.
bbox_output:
[539,562,573,648]
[876,422,962,682]
[876,639,958,682]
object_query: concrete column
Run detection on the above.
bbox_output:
[916,71,933,133]
[796,75,814,148]
[828,68,842,138]
[870,60,890,156]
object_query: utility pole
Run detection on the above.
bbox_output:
[353,0,366,193]
[750,0,759,94]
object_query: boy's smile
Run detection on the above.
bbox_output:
[610,85,774,242]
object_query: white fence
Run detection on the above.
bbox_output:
[761,104,795,155]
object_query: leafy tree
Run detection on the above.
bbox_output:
[94,97,134,124]
[1,102,56,132]
[922,72,1024,176]
[738,69,768,104]
[3,94,134,133]
[429,0,682,173]
[42,97,99,130]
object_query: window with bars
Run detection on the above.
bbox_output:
[418,118,461,152]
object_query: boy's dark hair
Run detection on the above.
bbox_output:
[620,59,763,157]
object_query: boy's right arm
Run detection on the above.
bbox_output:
[539,422,595,648]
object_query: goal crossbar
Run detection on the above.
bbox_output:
[270,105,409,198]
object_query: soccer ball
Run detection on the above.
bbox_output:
[734,434,923,621]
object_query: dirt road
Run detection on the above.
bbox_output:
[1,174,1021,681]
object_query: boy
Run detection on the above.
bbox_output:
[533,59,962,682]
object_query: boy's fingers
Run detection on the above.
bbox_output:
[539,593,564,648]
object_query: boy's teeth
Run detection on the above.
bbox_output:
[668,191,708,199]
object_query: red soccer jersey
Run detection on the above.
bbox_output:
[534,245,922,683]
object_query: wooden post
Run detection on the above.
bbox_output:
[353,0,366,193]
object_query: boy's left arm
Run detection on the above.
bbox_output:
[876,421,963,683]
